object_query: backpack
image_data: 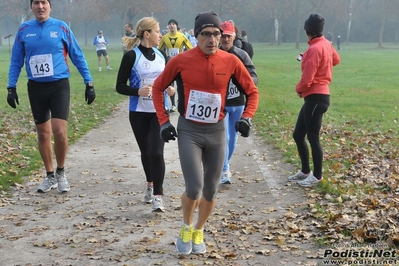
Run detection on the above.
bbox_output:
[241,41,254,59]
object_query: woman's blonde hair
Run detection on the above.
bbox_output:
[122,17,159,51]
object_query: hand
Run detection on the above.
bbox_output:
[235,117,252,138]
[7,87,19,108]
[139,85,152,97]
[85,82,96,104]
[160,121,177,142]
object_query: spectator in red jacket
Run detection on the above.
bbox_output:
[288,14,341,187]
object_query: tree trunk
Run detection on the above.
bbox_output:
[0,20,2,46]
[295,17,301,49]
[85,22,88,46]
[378,13,385,48]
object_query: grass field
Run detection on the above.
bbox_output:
[1,42,399,244]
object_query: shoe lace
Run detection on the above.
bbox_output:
[45,175,55,182]
[180,226,193,243]
[57,172,68,184]
[193,229,204,245]
[154,196,163,206]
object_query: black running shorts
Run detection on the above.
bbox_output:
[27,78,70,124]
[96,49,108,57]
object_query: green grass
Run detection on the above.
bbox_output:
[1,42,399,196]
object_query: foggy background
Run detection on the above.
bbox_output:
[1,0,398,48]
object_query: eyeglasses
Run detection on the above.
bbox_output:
[199,31,221,39]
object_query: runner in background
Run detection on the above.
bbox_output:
[158,19,193,112]
[219,21,258,184]
[116,17,175,212]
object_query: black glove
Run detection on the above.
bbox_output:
[160,121,177,142]
[85,82,96,105]
[7,87,19,108]
[235,117,252,138]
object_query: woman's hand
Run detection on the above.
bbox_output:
[139,85,152,97]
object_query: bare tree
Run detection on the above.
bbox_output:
[376,0,399,48]
[343,0,366,44]
[66,0,111,45]
[0,0,32,45]
[288,0,314,49]
[112,0,165,33]
[194,0,243,18]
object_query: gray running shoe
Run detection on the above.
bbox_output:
[144,186,153,203]
[297,173,323,187]
[287,170,311,181]
[176,225,193,255]
[56,170,70,193]
[37,174,57,193]
[152,195,165,212]
[192,228,206,254]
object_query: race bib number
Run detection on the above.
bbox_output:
[227,79,240,100]
[185,90,221,123]
[29,54,54,78]
[169,48,179,58]
[141,78,155,100]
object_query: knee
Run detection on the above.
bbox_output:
[53,130,67,143]
[202,188,217,202]
[149,152,163,164]
[141,151,151,161]
[186,188,201,201]
[293,131,304,142]
[306,132,320,144]
[37,131,51,142]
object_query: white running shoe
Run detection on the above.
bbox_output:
[287,170,311,181]
[220,171,232,184]
[297,173,322,187]
[152,195,165,212]
[144,186,153,203]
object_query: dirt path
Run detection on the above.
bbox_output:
[0,100,322,266]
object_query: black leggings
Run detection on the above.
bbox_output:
[293,95,329,179]
[129,112,165,195]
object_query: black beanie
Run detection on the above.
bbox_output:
[168,19,178,27]
[30,0,51,7]
[304,14,325,36]
[194,11,223,37]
